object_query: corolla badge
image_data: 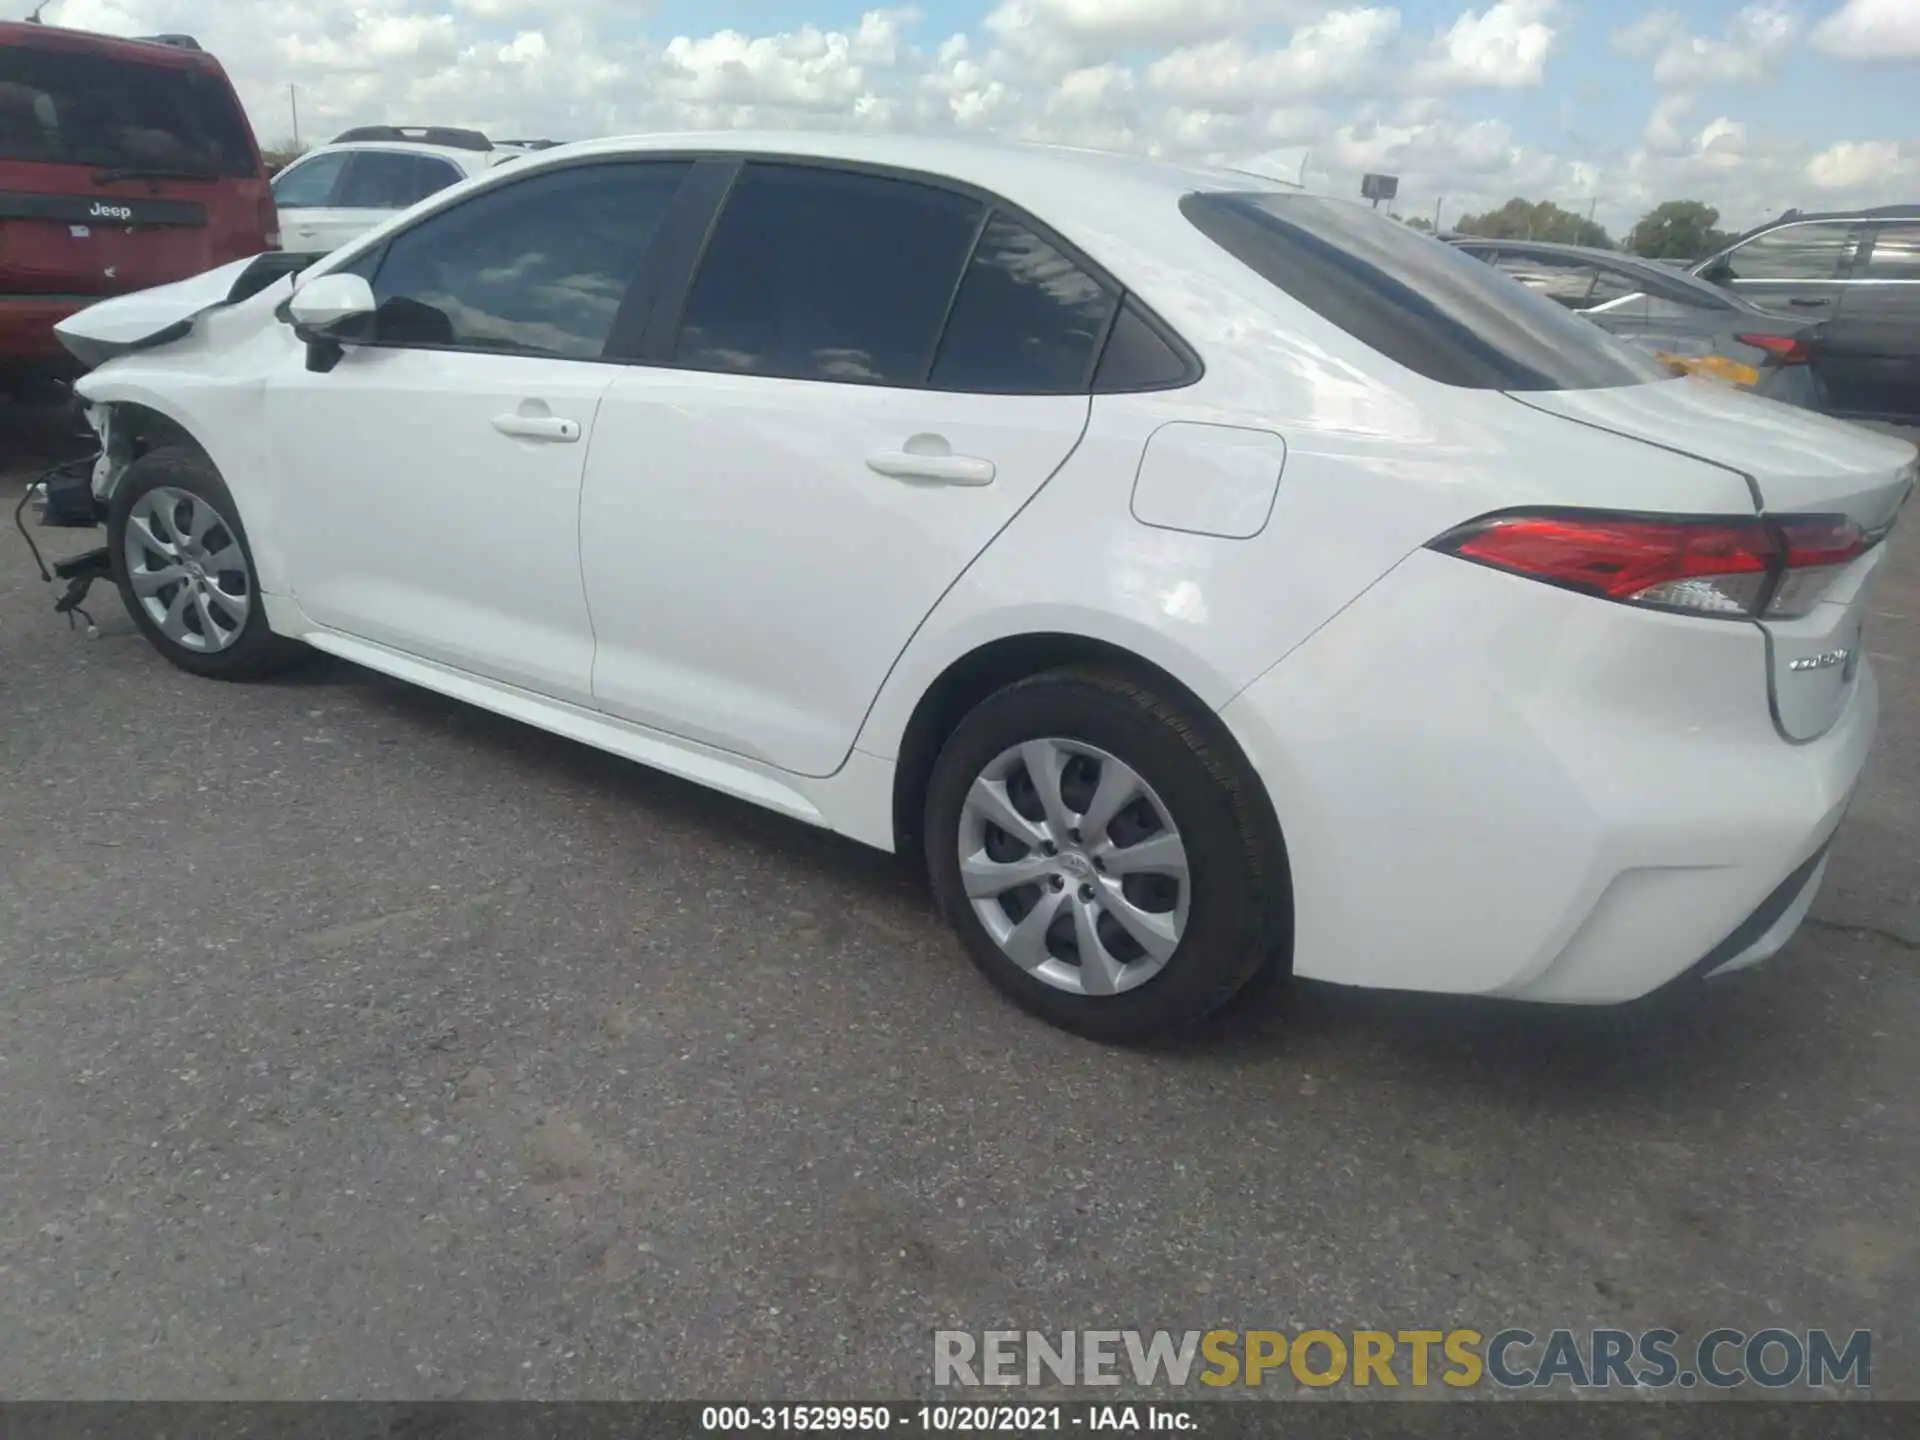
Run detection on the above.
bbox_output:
[90,202,133,221]
[1789,648,1852,672]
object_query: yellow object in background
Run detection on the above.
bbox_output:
[1654,351,1761,388]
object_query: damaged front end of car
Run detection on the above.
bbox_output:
[17,250,323,632]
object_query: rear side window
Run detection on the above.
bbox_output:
[929,214,1117,393]
[272,152,347,209]
[1183,193,1670,391]
[367,161,689,359]
[1721,222,1863,281]
[674,164,983,384]
[1488,251,1602,309]
[1862,222,1920,281]
[1092,300,1192,391]
[336,152,462,210]
[0,45,254,176]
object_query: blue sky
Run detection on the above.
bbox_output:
[42,1,1920,236]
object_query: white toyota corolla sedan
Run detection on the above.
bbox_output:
[55,132,1917,1043]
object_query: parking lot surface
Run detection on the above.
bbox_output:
[2,415,1916,1399]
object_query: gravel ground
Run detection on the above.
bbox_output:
[1,412,1916,1401]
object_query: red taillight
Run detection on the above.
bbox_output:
[1736,333,1810,365]
[1780,516,1868,568]
[258,194,282,251]
[1430,510,1870,619]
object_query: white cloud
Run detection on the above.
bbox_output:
[1807,138,1916,189]
[32,0,1916,240]
[1612,5,1797,87]
[1811,0,1920,60]
[1146,10,1401,106]
[987,1,1311,51]
[1413,0,1558,90]
[1643,93,1695,152]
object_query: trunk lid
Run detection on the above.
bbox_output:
[1513,376,1917,742]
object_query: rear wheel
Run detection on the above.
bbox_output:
[925,668,1288,1043]
[107,448,304,681]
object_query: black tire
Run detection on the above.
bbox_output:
[107,447,305,681]
[925,667,1290,1044]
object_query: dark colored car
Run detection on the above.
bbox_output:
[1449,237,1825,410]
[1690,204,1920,426]
[0,21,276,393]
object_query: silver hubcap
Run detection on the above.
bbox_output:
[123,486,251,654]
[958,738,1190,997]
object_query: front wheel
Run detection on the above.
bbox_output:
[106,447,304,681]
[924,668,1288,1044]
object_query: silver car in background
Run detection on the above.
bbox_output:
[1448,238,1826,410]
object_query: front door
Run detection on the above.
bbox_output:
[268,158,693,704]
[269,150,352,254]
[581,163,1117,777]
[1706,218,1866,320]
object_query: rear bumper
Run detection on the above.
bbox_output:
[1222,548,1877,1003]
[0,296,89,360]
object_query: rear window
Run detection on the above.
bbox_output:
[1182,192,1671,391]
[0,43,255,177]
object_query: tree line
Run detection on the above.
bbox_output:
[1419,197,1736,259]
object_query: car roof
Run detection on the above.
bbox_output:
[293,140,497,171]
[1713,202,1920,254]
[0,19,224,69]
[528,130,1300,214]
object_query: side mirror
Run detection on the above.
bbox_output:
[287,272,376,373]
[1696,256,1734,287]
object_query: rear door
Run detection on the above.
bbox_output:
[0,36,261,297]
[580,161,1103,776]
[1813,219,1920,423]
[1705,219,1866,320]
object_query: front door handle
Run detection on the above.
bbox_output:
[492,412,581,443]
[866,450,995,486]
[1788,297,1831,308]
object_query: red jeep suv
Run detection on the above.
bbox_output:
[1,21,276,393]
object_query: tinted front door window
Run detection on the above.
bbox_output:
[272,152,348,209]
[673,164,983,384]
[367,161,689,358]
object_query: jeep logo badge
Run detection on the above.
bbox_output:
[90,202,133,221]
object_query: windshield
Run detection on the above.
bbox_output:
[1182,191,1673,391]
[0,44,256,177]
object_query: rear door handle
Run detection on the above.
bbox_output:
[492,413,581,443]
[866,450,995,486]
[1789,297,1831,308]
